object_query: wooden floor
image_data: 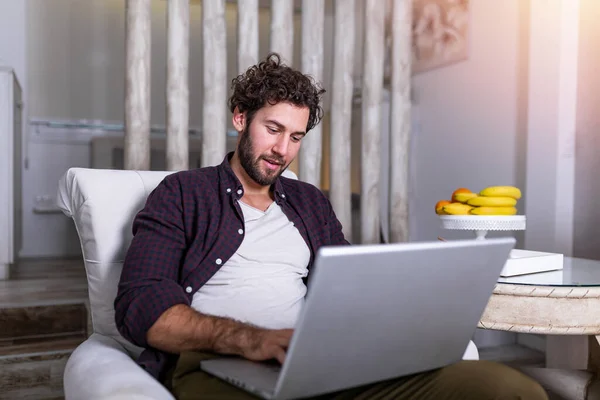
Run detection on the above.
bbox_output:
[0,258,88,400]
[1,258,87,308]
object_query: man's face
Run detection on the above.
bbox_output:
[236,102,309,186]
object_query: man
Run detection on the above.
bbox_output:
[115,53,547,399]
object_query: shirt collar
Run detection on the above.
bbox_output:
[218,152,288,203]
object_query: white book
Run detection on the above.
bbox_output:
[500,249,564,277]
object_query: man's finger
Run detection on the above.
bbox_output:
[274,329,294,343]
[274,346,287,365]
[273,334,292,348]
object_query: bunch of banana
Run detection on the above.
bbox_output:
[436,186,522,216]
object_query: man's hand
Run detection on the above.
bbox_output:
[225,327,293,365]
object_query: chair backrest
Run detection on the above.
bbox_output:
[57,166,298,356]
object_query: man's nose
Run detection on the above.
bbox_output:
[272,135,289,157]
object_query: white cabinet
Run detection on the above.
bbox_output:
[0,66,23,279]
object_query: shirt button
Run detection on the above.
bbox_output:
[185,286,192,293]
[238,229,244,235]
[226,188,231,193]
[216,258,223,265]
[237,189,243,195]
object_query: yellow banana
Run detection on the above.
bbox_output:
[443,203,473,215]
[479,186,522,200]
[453,192,478,203]
[467,196,517,207]
[470,206,517,216]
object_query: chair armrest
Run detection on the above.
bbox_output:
[64,333,175,400]
[462,340,479,361]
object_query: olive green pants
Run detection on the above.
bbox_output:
[164,351,548,400]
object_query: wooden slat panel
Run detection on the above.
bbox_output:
[202,0,228,167]
[388,0,412,243]
[166,0,190,171]
[299,0,324,187]
[270,0,294,65]
[361,0,386,244]
[237,0,259,73]
[330,0,356,240]
[124,0,151,170]
[271,0,297,173]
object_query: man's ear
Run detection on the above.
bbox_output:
[232,107,246,132]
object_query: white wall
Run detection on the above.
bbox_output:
[409,0,530,349]
[573,0,600,260]
[523,0,579,259]
[410,0,529,244]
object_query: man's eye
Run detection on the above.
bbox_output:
[267,127,278,133]
[291,136,302,143]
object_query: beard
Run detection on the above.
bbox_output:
[238,127,288,186]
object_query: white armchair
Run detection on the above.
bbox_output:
[58,168,176,400]
[57,167,479,400]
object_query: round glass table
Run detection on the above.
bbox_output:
[480,256,600,335]
[480,257,600,399]
[498,257,600,287]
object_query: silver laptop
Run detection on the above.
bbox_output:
[200,237,515,400]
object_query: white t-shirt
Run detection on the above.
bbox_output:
[191,200,311,329]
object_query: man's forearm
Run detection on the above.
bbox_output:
[146,303,260,355]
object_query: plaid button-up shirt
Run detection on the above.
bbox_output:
[114,153,349,380]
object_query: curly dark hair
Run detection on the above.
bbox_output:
[228,53,326,133]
